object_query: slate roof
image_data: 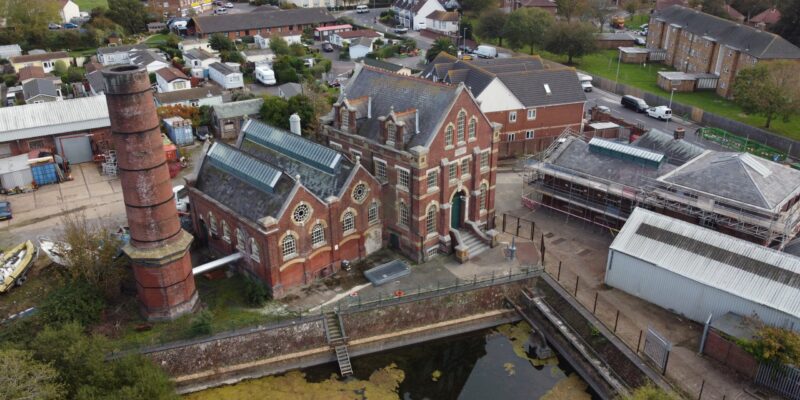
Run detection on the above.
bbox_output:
[129,49,168,67]
[277,82,303,98]
[209,62,240,76]
[212,98,264,119]
[97,44,147,55]
[192,8,335,34]
[340,65,462,149]
[239,120,355,200]
[361,58,406,72]
[196,142,295,221]
[11,52,69,63]
[155,86,222,104]
[659,151,800,211]
[654,5,800,59]
[86,70,106,93]
[156,67,189,82]
[496,69,587,107]
[184,48,216,61]
[631,128,706,165]
[426,10,459,21]
[22,78,58,100]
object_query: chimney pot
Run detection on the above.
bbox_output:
[674,127,685,140]
[289,113,301,135]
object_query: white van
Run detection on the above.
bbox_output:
[646,106,672,121]
[255,65,276,85]
[577,73,593,92]
[413,20,426,30]
[474,45,497,59]
[356,5,369,13]
[173,185,190,213]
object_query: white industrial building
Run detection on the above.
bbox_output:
[606,207,800,331]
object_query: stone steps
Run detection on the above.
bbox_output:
[460,230,490,258]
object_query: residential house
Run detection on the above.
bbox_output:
[321,65,501,262]
[0,45,22,60]
[208,62,244,90]
[17,66,48,84]
[313,24,352,41]
[391,0,445,29]
[189,8,336,39]
[211,98,264,139]
[186,121,383,296]
[10,52,72,74]
[276,82,303,99]
[254,33,303,50]
[97,44,147,65]
[22,79,60,104]
[425,10,459,34]
[59,0,80,24]
[154,86,224,107]
[361,58,413,75]
[85,70,106,95]
[0,96,111,163]
[129,49,170,73]
[503,0,557,14]
[749,7,781,27]
[183,48,220,79]
[149,0,213,18]
[240,49,275,66]
[178,38,215,54]
[647,5,800,97]
[422,53,586,158]
[156,67,191,93]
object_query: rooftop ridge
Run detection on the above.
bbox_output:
[242,120,342,174]
[360,65,453,88]
[207,142,283,193]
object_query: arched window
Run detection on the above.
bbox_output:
[250,238,260,262]
[342,211,355,233]
[311,223,325,246]
[399,201,409,226]
[468,117,477,139]
[426,205,437,235]
[282,234,297,258]
[387,122,396,144]
[480,183,488,210]
[445,125,454,146]
[457,111,466,142]
[208,212,217,235]
[368,201,379,225]
[340,108,349,130]
[222,220,231,243]
[236,228,246,252]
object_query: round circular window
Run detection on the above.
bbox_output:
[353,183,369,202]
[293,204,310,223]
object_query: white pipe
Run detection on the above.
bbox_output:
[192,252,243,275]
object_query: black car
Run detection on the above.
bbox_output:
[322,41,334,52]
[621,95,649,113]
[0,201,12,220]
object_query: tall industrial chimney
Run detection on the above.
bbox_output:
[103,65,198,321]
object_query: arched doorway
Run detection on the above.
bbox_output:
[197,218,208,247]
[451,190,467,229]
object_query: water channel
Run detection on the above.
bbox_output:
[184,322,596,399]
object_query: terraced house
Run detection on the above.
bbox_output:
[188,8,336,39]
[321,66,500,263]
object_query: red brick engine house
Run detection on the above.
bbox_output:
[186,120,383,297]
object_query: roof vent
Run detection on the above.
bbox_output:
[588,137,664,168]
[740,153,771,178]
[544,83,551,95]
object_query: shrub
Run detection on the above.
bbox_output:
[244,276,272,307]
[739,325,800,366]
[39,280,105,327]
[190,310,213,336]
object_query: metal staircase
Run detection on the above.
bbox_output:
[324,311,353,377]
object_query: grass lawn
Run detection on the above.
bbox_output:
[542,49,800,139]
[68,48,98,57]
[145,34,170,46]
[626,13,650,28]
[74,0,108,10]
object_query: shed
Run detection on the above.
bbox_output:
[606,207,800,331]
[618,47,649,63]
[0,154,33,191]
[163,117,194,146]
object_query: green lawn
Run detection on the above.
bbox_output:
[145,34,170,46]
[626,13,650,29]
[74,0,107,10]
[542,49,800,139]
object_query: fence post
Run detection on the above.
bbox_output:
[516,218,521,236]
[557,261,562,280]
[531,221,535,239]
[491,271,495,283]
[662,351,670,375]
[592,292,598,314]
[636,330,643,352]
[613,310,620,333]
[574,276,579,296]
[540,235,545,267]
[697,379,705,400]
[502,214,507,232]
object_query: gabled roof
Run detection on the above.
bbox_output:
[209,62,241,76]
[336,29,381,39]
[339,65,462,149]
[212,98,264,119]
[22,78,57,100]
[0,95,109,141]
[155,86,222,104]
[612,207,800,320]
[11,51,69,63]
[750,7,781,24]
[361,58,407,72]
[17,65,47,82]
[97,44,147,55]
[277,82,303,98]
[192,8,335,34]
[654,5,800,59]
[425,10,459,21]
[631,128,706,165]
[496,68,586,107]
[129,49,168,66]
[184,48,217,61]
[86,70,106,93]
[658,151,800,211]
[723,4,744,21]
[156,67,189,82]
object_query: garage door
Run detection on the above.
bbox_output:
[56,135,93,164]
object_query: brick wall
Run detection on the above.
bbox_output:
[488,102,584,159]
[702,330,757,379]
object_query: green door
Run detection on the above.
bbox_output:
[451,193,462,229]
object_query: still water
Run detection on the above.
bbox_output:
[185,322,595,400]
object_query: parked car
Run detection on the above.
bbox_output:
[0,201,12,220]
[646,106,672,121]
[214,7,227,14]
[393,27,408,34]
[225,2,234,7]
[356,4,369,13]
[474,45,497,59]
[322,41,334,52]
[621,95,649,113]
[63,23,78,29]
[48,23,61,30]
[634,37,646,46]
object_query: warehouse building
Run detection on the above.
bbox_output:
[606,208,800,331]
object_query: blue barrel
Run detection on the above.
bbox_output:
[31,163,58,186]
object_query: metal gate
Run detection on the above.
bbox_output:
[755,363,800,400]
[642,327,672,374]
[56,135,93,164]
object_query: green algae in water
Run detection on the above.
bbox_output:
[540,373,592,400]
[184,363,405,400]
[494,322,560,367]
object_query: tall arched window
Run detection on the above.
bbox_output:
[208,212,217,235]
[457,111,466,142]
[399,201,410,226]
[426,205,437,235]
[236,228,246,252]
[222,220,231,243]
[445,125,454,146]
[250,238,260,262]
[342,211,355,233]
[340,108,349,130]
[480,183,488,210]
[282,234,297,258]
[387,122,396,144]
[368,201,379,225]
[311,223,325,246]
[468,117,477,139]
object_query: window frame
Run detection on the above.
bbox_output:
[282,234,297,259]
[311,223,325,246]
[374,158,387,181]
[342,211,356,233]
[397,167,411,191]
[368,201,379,225]
[509,111,517,123]
[250,238,260,261]
[527,108,536,120]
[426,205,437,235]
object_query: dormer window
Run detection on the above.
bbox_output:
[387,122,396,145]
[341,107,349,130]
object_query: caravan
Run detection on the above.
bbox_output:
[255,65,276,85]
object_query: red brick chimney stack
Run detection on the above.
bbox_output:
[103,65,198,321]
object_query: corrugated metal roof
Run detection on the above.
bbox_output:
[206,142,282,193]
[242,120,341,173]
[611,208,800,319]
[589,137,664,163]
[0,95,110,141]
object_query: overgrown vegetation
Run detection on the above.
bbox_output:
[624,384,681,400]
[739,323,800,366]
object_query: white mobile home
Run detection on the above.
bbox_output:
[208,62,244,90]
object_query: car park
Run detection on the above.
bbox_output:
[621,95,649,113]
[646,106,672,121]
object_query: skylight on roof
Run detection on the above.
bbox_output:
[544,83,551,95]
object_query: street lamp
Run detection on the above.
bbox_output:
[666,88,676,128]
[614,49,622,84]
[462,27,469,56]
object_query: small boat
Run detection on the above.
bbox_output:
[38,236,72,267]
[0,240,37,294]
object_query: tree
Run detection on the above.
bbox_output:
[772,0,800,47]
[624,0,640,16]
[4,0,60,34]
[732,61,800,128]
[587,0,615,32]
[288,94,316,132]
[425,37,456,62]
[221,50,245,64]
[62,66,84,84]
[461,0,495,14]
[544,21,597,64]
[504,8,553,53]
[0,349,65,400]
[209,33,236,52]
[269,35,290,56]
[40,280,105,327]
[731,0,770,20]
[107,0,149,35]
[698,0,728,18]
[53,60,69,77]
[477,9,509,47]
[260,96,290,129]
[555,0,588,21]
[60,213,125,300]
